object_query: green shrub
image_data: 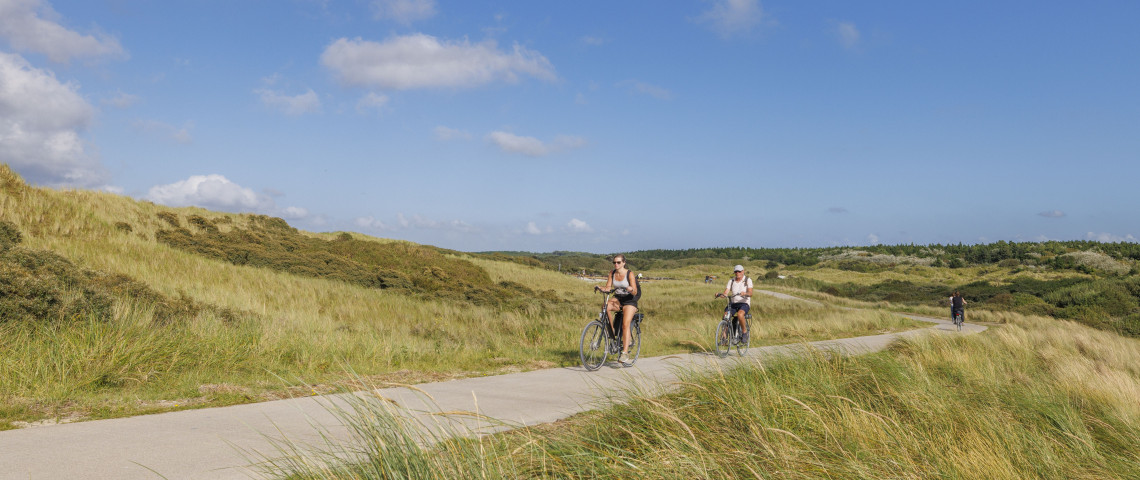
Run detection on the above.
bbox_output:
[154,215,552,310]
[187,215,218,234]
[0,245,247,327]
[114,221,132,233]
[764,270,780,279]
[156,211,181,227]
[0,220,21,252]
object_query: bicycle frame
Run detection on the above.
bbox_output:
[719,293,751,329]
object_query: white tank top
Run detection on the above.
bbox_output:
[612,270,630,290]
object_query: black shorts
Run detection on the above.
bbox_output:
[725,303,750,316]
[616,292,640,308]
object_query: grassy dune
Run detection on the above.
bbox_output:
[0,166,924,428]
[268,311,1140,479]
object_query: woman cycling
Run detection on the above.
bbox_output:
[600,254,639,365]
[949,291,967,322]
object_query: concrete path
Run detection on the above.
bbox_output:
[0,294,984,480]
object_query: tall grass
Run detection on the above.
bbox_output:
[269,311,1140,479]
[0,166,926,427]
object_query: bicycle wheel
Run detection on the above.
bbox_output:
[736,322,749,357]
[579,321,608,371]
[714,320,731,358]
[955,314,963,331]
[625,322,642,365]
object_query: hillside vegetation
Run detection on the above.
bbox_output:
[0,165,920,428]
[506,244,1140,337]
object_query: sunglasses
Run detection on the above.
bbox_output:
[613,260,623,264]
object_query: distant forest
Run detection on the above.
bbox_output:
[482,240,1140,276]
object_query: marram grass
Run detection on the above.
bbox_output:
[0,166,926,427]
[267,311,1140,479]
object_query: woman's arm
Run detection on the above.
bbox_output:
[628,270,638,296]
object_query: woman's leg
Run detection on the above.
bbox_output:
[621,304,637,352]
[607,297,621,333]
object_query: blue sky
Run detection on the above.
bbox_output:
[2,0,1138,253]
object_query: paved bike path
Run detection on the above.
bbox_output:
[0,295,984,480]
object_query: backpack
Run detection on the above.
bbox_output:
[729,276,751,296]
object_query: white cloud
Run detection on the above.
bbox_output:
[371,0,436,24]
[581,35,605,46]
[696,0,765,38]
[1038,210,1066,218]
[131,119,193,144]
[1086,232,1137,243]
[355,91,389,114]
[102,90,138,108]
[254,87,321,116]
[618,80,674,100]
[867,233,880,245]
[525,221,553,235]
[488,131,586,157]
[320,34,556,90]
[145,174,275,212]
[397,213,476,232]
[567,218,593,233]
[434,125,472,141]
[0,52,105,186]
[835,21,860,50]
[0,0,126,63]
[355,216,388,230]
[280,206,309,219]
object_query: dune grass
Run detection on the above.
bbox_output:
[265,310,1140,480]
[0,166,927,428]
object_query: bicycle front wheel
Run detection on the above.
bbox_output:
[714,320,731,358]
[736,324,749,357]
[579,321,608,371]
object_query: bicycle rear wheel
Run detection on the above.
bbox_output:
[625,322,642,365]
[736,322,749,357]
[714,320,731,358]
[579,321,608,371]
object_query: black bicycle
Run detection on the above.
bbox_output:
[714,293,750,357]
[580,286,643,370]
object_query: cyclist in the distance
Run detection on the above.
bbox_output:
[949,291,967,323]
[600,254,639,364]
[716,265,753,343]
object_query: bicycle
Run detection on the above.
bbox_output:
[580,286,643,370]
[714,293,750,357]
[953,310,964,332]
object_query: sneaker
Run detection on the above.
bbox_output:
[618,352,630,364]
[742,332,749,344]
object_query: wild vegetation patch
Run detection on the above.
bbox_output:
[0,220,246,326]
[268,312,1140,480]
[154,214,556,311]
